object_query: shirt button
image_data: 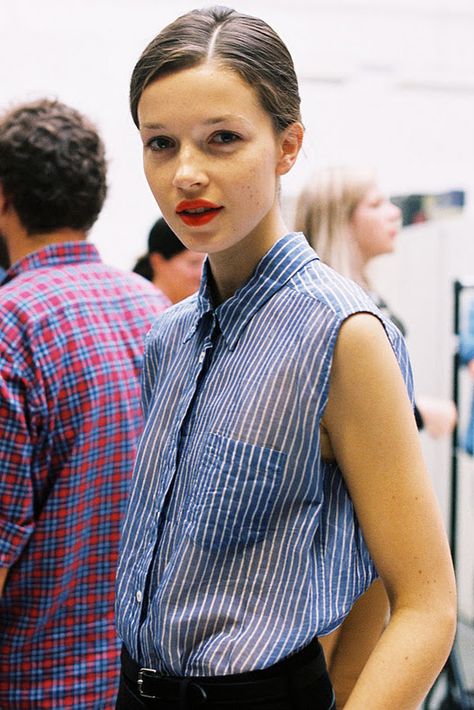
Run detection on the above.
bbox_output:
[136,590,143,603]
[198,350,206,364]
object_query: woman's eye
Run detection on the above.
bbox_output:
[211,131,240,145]
[147,136,174,151]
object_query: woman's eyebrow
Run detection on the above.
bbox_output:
[140,122,165,130]
[203,115,250,126]
[141,115,250,130]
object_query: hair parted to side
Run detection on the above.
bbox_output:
[0,98,107,235]
[130,5,301,133]
[294,165,375,281]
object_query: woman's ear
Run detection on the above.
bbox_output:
[276,122,304,176]
[149,251,166,276]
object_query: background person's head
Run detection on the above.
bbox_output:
[295,166,401,286]
[133,217,204,303]
[0,98,107,260]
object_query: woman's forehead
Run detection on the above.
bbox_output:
[137,62,266,129]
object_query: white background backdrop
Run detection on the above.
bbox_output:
[2,0,474,618]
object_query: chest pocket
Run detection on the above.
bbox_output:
[187,432,286,551]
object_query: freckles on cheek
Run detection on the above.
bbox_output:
[241,166,271,208]
[243,184,261,207]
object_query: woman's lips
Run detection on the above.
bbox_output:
[178,209,222,226]
[176,199,223,227]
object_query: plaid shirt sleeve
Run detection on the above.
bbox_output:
[0,348,37,567]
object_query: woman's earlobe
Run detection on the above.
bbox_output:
[277,122,304,175]
[149,251,164,276]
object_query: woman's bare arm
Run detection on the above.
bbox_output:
[322,313,456,710]
[320,579,389,708]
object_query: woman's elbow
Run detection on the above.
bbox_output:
[438,594,457,647]
[421,585,457,658]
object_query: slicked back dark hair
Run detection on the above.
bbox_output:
[130,6,301,133]
[0,99,107,235]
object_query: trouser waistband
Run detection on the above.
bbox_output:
[120,638,329,705]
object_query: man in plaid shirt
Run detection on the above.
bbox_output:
[0,99,169,708]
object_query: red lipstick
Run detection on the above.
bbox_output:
[176,199,223,227]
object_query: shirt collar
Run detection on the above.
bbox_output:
[1,241,102,286]
[184,232,319,350]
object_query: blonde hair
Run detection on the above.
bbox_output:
[294,166,375,283]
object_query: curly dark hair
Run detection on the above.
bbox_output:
[0,99,107,235]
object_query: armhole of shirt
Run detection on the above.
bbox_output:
[318,307,414,424]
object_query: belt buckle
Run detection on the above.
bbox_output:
[189,681,208,705]
[137,667,160,699]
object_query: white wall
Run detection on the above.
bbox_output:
[2,0,474,616]
[3,0,474,264]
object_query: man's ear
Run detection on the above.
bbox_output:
[276,122,304,177]
[0,183,11,215]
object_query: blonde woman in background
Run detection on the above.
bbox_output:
[295,165,456,706]
[295,165,456,438]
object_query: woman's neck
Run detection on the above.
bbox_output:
[209,214,288,304]
[350,247,371,292]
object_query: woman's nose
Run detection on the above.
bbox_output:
[389,201,402,222]
[172,147,208,191]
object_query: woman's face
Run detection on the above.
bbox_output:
[137,62,296,262]
[150,249,205,304]
[350,185,401,262]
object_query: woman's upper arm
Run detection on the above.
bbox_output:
[322,313,455,611]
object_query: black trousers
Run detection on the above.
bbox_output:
[116,638,335,710]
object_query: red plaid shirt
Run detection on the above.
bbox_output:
[0,242,169,709]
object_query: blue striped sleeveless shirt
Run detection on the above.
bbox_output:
[116,231,413,676]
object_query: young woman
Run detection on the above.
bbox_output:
[295,166,456,439]
[115,9,456,709]
[133,217,205,304]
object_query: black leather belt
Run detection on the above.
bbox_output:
[121,639,328,705]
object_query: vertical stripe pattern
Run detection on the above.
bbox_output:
[116,232,413,677]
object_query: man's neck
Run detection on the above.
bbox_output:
[6,228,87,266]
